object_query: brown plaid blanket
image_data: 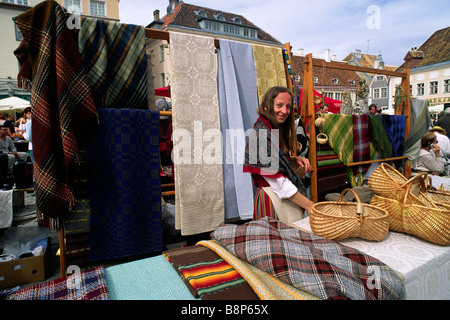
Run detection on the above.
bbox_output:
[14,1,98,226]
[211,217,405,300]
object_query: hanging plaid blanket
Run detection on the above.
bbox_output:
[211,217,405,300]
[369,115,393,159]
[7,267,109,300]
[352,115,371,184]
[323,114,353,165]
[13,1,98,226]
[78,17,148,109]
[382,115,406,157]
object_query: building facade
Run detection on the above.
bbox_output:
[343,49,397,112]
[290,50,359,112]
[145,0,283,106]
[0,0,119,100]
[392,27,450,113]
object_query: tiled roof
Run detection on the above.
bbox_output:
[157,2,281,44]
[397,26,450,71]
[290,55,359,88]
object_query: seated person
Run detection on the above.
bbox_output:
[0,125,28,172]
[415,132,445,176]
[244,87,314,224]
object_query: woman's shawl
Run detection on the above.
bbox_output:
[243,116,307,196]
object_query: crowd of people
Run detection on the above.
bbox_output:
[0,107,32,175]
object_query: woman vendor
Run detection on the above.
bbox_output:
[243,86,314,224]
[416,132,445,175]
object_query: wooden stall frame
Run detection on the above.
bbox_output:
[58,29,294,277]
[300,53,411,202]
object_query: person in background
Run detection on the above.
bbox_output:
[0,114,5,125]
[22,107,33,162]
[244,86,314,223]
[322,104,330,113]
[0,125,28,172]
[415,132,445,176]
[428,126,450,159]
[369,104,377,115]
[3,113,15,135]
[436,108,450,139]
[15,110,27,134]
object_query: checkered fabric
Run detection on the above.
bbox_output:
[211,217,405,300]
[14,1,98,227]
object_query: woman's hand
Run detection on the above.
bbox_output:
[294,156,312,173]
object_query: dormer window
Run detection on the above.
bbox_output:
[195,9,207,17]
[232,17,242,24]
[214,13,225,21]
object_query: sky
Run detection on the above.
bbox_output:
[119,0,450,66]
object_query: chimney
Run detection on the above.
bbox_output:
[355,49,361,59]
[153,10,160,21]
[324,49,331,62]
[331,54,337,61]
[403,49,424,69]
[297,49,304,56]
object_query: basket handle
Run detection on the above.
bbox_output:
[401,173,427,205]
[339,188,365,216]
[424,175,434,191]
[400,173,427,197]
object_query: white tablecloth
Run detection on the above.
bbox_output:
[292,217,450,300]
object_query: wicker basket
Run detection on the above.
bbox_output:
[369,164,436,207]
[368,163,407,198]
[370,180,450,246]
[310,188,389,241]
[424,176,450,203]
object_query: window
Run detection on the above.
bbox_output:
[90,0,106,16]
[444,79,450,93]
[160,73,165,87]
[64,0,81,12]
[15,23,22,41]
[213,22,220,31]
[430,81,438,94]
[159,45,164,62]
[376,75,384,81]
[417,83,424,96]
[373,88,380,99]
[335,92,342,101]
[313,77,318,84]
[3,0,28,4]
[381,87,387,98]
[243,28,249,37]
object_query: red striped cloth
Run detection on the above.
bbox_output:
[253,187,277,220]
[163,246,259,300]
